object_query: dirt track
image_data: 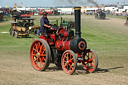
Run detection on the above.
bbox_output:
[0,15,128,85]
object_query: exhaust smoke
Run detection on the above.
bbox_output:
[54,0,97,6]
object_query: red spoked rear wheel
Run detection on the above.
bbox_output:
[82,49,98,73]
[30,39,50,71]
[61,50,77,75]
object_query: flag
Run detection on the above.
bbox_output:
[14,3,17,8]
[117,2,120,4]
[21,2,24,4]
[122,1,125,4]
[5,5,8,8]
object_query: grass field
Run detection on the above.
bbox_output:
[107,15,126,19]
[0,15,128,85]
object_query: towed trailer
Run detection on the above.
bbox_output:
[10,21,29,38]
[9,18,35,38]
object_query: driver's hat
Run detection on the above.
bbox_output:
[43,11,48,15]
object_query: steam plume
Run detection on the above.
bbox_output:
[54,0,97,6]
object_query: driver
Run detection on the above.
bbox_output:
[40,11,51,34]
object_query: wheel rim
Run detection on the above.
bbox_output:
[30,40,48,71]
[61,50,77,74]
[12,31,15,36]
[14,32,18,38]
[10,29,12,35]
[82,49,98,73]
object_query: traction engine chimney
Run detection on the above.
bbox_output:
[74,7,81,38]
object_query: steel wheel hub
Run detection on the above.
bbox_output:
[36,52,40,58]
[65,61,69,65]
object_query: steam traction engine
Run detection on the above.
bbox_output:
[30,7,98,74]
[95,9,106,19]
[12,10,31,22]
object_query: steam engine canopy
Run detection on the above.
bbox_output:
[70,38,87,53]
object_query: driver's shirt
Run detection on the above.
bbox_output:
[40,17,49,33]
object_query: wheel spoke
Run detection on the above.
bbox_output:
[90,63,94,68]
[42,56,46,62]
[39,45,42,52]
[39,45,44,52]
[64,61,67,63]
[37,43,40,50]
[40,54,46,56]
[69,64,73,70]
[38,42,41,47]
[32,54,36,57]
[40,50,45,55]
[65,63,68,67]
[66,55,69,61]
[43,57,46,61]
[69,58,74,61]
[35,58,38,65]
[71,62,74,67]
[92,61,96,64]
[33,57,37,62]
[33,48,38,52]
[35,44,39,52]
[39,57,44,68]
[90,57,95,60]
[66,53,69,58]
[41,60,44,67]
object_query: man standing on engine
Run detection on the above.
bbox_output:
[40,11,51,34]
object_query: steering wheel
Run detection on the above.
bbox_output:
[50,27,56,30]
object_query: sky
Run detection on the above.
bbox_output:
[0,0,128,7]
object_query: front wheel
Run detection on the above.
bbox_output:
[82,49,98,73]
[61,50,77,75]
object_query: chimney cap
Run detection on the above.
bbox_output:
[74,7,81,10]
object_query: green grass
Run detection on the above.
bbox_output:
[107,15,126,19]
